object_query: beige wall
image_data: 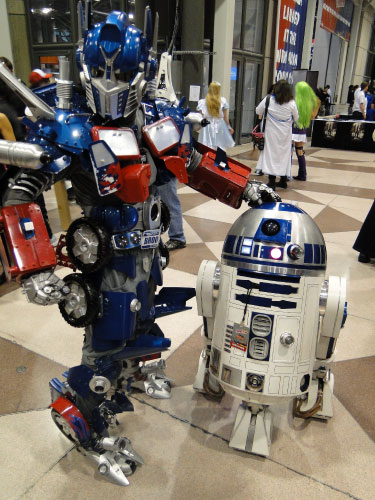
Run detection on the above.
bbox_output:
[0,0,13,64]
[263,0,277,96]
[212,0,235,102]
[6,0,31,83]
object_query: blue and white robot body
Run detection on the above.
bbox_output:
[194,201,347,456]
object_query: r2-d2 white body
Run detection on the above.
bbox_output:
[194,202,346,456]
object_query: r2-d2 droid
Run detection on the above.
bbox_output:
[194,202,347,456]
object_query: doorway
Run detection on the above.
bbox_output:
[230,57,262,145]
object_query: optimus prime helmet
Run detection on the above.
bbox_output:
[78,5,158,120]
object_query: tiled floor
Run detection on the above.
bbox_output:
[1,144,374,500]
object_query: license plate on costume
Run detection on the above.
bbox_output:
[141,229,161,249]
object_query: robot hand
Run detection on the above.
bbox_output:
[243,180,281,206]
[21,271,70,305]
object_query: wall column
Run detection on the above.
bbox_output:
[301,0,317,70]
[341,1,364,98]
[5,0,31,83]
[181,0,205,108]
[212,0,235,102]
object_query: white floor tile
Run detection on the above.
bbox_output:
[0,409,72,500]
[184,199,249,224]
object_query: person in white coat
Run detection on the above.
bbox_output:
[255,79,299,190]
[197,81,235,151]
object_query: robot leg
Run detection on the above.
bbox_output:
[49,363,143,486]
[229,403,272,457]
[294,276,346,420]
[193,260,224,400]
[123,357,172,399]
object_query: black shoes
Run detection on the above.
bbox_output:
[275,180,288,189]
[293,176,306,181]
[358,253,370,263]
[165,239,186,251]
[254,169,264,176]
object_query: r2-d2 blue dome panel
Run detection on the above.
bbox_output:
[222,202,326,276]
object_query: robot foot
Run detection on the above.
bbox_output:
[229,403,272,457]
[294,372,334,420]
[86,437,144,486]
[131,359,172,399]
[50,399,142,486]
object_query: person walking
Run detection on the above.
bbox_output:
[352,82,368,120]
[255,79,299,190]
[157,173,186,251]
[292,82,320,182]
[253,84,275,176]
[347,85,355,114]
[353,199,375,263]
[197,81,234,151]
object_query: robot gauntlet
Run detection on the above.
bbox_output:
[187,150,280,208]
[0,202,67,305]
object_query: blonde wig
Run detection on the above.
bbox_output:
[205,81,221,118]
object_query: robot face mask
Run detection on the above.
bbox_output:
[82,11,152,120]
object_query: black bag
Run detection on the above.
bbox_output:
[251,94,271,150]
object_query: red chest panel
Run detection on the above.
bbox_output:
[0,203,56,280]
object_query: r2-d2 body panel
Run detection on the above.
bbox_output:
[209,202,326,404]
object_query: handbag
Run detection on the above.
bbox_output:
[251,94,271,150]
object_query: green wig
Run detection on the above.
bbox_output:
[295,81,319,129]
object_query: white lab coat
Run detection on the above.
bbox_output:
[255,95,299,177]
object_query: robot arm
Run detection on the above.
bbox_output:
[317,276,347,361]
[0,141,68,305]
[294,276,346,420]
[0,203,69,305]
[194,260,224,397]
[187,147,281,208]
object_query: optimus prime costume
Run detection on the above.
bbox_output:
[194,203,347,456]
[0,3,279,486]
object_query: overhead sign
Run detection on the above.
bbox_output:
[275,0,308,84]
[321,0,354,42]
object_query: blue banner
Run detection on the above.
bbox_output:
[275,0,308,83]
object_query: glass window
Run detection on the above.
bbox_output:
[244,0,265,54]
[233,0,243,49]
[229,59,240,128]
[91,0,123,25]
[368,14,375,53]
[241,60,259,142]
[30,0,71,44]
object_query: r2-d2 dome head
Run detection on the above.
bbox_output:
[222,202,326,277]
[80,10,157,120]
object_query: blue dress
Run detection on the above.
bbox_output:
[197,97,235,151]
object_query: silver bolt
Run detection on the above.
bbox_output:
[280,332,295,346]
